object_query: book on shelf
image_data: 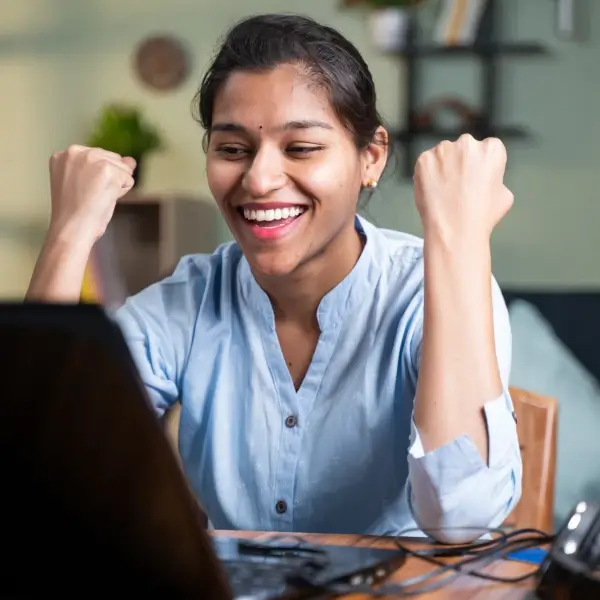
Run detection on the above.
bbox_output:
[433,0,489,46]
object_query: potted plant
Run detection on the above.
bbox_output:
[86,104,163,187]
[342,0,427,52]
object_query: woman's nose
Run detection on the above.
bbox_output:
[241,146,286,197]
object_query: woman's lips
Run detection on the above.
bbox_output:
[236,205,308,241]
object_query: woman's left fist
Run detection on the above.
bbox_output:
[413,134,514,243]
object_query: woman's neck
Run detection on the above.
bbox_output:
[255,223,364,327]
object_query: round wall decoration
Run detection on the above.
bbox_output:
[133,35,190,92]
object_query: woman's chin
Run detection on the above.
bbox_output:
[245,250,303,280]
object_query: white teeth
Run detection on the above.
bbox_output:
[242,206,306,222]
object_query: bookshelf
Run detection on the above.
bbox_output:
[393,0,550,177]
[87,192,220,306]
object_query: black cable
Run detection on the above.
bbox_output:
[236,526,555,597]
[403,537,546,583]
[386,530,552,591]
[395,527,552,568]
[394,525,550,555]
[387,534,550,592]
[313,526,555,597]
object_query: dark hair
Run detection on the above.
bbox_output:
[193,13,386,152]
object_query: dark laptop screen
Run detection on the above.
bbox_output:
[0,302,230,599]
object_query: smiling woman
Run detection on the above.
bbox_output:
[209,112,336,249]
[28,13,522,543]
[194,18,388,286]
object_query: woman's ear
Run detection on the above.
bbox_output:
[360,126,388,188]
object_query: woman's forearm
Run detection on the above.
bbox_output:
[413,230,502,462]
[27,145,136,302]
[26,224,95,303]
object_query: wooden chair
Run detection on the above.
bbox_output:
[164,402,182,465]
[163,388,559,534]
[504,387,558,533]
[163,403,210,526]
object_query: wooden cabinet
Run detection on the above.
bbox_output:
[90,192,221,305]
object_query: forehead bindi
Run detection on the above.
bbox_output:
[212,64,338,133]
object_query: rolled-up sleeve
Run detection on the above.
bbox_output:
[407,277,522,544]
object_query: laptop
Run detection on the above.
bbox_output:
[0,303,406,598]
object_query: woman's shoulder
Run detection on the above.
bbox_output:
[358,215,424,265]
[359,218,425,295]
[116,241,244,323]
[377,227,424,254]
[166,241,244,287]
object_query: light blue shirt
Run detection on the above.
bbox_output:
[114,215,522,541]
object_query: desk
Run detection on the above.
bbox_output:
[213,530,539,599]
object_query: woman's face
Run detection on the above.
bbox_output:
[206,63,386,278]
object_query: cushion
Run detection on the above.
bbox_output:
[508,300,600,529]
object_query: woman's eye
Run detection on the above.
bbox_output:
[287,146,323,155]
[217,146,250,158]
[215,145,323,159]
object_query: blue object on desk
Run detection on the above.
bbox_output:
[506,547,548,565]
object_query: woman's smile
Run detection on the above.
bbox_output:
[235,202,309,242]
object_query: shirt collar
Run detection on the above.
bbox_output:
[238,215,383,332]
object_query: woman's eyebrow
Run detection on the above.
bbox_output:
[210,119,334,134]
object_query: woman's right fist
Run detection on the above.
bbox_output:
[49,145,136,242]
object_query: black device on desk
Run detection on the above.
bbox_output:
[536,501,600,599]
[0,303,405,599]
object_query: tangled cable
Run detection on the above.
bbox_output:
[328,526,554,597]
[256,526,554,597]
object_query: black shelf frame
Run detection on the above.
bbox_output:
[393,0,549,178]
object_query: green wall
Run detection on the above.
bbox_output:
[0,0,597,296]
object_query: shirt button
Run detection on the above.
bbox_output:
[285,415,298,428]
[275,500,287,514]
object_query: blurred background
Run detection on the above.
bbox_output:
[1,0,597,298]
[1,0,599,527]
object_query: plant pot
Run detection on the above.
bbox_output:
[368,7,410,52]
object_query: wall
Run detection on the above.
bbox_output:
[0,0,597,298]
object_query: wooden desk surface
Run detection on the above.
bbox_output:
[212,530,539,599]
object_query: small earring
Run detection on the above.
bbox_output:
[365,179,378,189]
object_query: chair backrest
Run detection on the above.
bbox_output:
[164,402,210,526]
[164,402,183,462]
[164,388,559,534]
[504,387,558,533]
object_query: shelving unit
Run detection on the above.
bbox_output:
[88,192,220,305]
[394,0,549,177]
